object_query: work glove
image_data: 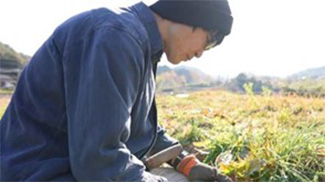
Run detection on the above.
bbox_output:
[176,154,233,182]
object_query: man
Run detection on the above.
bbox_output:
[0,0,233,181]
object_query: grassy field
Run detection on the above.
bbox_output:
[156,90,325,182]
[0,94,11,119]
[1,90,324,181]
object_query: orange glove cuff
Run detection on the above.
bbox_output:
[176,154,199,176]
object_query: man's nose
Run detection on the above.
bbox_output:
[195,50,204,58]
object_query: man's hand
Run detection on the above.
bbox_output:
[176,154,232,182]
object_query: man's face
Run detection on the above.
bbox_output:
[164,23,210,64]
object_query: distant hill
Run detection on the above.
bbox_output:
[156,65,325,96]
[174,66,215,84]
[157,65,173,75]
[288,66,325,80]
[156,65,215,92]
[0,42,31,87]
[0,42,30,66]
[283,66,325,96]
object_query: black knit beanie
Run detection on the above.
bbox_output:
[150,0,233,45]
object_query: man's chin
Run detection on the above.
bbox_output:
[167,57,182,65]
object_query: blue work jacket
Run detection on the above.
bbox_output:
[1,3,177,181]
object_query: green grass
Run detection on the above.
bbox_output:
[0,107,6,119]
[1,90,324,181]
[0,94,12,119]
[0,88,14,95]
[156,90,325,181]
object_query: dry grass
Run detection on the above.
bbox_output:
[157,90,325,181]
[0,94,11,119]
[1,90,324,181]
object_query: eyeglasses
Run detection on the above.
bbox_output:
[205,31,224,50]
[192,27,224,51]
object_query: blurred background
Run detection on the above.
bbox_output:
[1,0,324,95]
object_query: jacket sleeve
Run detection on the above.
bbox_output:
[57,27,161,181]
[148,124,179,156]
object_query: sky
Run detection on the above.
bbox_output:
[0,0,324,78]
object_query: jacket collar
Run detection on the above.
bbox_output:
[131,2,164,65]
